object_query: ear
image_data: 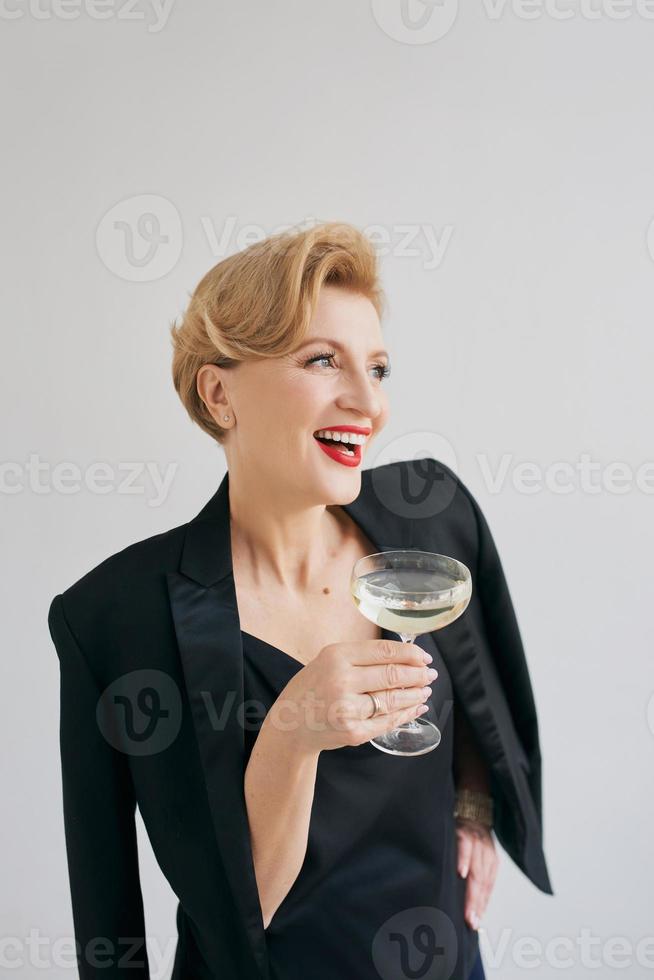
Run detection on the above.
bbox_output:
[196,364,231,426]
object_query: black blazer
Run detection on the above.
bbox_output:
[48,456,553,980]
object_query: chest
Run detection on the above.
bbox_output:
[235,564,382,667]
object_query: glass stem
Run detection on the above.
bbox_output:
[398,632,420,730]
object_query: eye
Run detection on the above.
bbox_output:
[303,350,391,381]
[371,363,391,381]
[315,354,335,368]
[304,350,338,369]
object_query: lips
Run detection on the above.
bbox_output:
[312,426,369,468]
[314,437,362,467]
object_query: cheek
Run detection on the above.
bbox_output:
[279,373,329,419]
[256,376,322,448]
[245,371,311,417]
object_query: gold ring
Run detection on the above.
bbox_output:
[367,693,383,718]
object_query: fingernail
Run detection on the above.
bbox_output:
[470,911,480,930]
[422,651,433,663]
[460,864,468,878]
[427,667,438,679]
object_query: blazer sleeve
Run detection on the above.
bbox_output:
[457,477,545,827]
[48,593,150,979]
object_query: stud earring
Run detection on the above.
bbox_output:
[223,415,230,421]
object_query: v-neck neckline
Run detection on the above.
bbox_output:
[241,624,396,673]
[241,628,307,670]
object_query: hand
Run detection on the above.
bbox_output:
[266,638,438,756]
[455,816,499,931]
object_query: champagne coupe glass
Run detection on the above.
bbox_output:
[350,550,472,757]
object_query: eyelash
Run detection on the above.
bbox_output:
[304,349,391,381]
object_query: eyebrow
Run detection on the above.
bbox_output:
[295,337,390,360]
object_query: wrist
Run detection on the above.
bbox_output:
[260,703,321,765]
[453,787,494,828]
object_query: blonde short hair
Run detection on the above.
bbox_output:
[169,221,385,444]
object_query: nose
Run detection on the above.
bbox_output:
[334,365,385,424]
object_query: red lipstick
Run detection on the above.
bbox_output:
[313,425,370,468]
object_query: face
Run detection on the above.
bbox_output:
[197,285,391,505]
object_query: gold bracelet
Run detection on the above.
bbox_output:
[453,788,494,828]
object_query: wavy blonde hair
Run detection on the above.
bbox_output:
[169,221,386,444]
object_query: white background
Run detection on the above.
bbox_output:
[2,1,654,977]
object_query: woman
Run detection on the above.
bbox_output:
[48,222,552,980]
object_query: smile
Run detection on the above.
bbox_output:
[312,426,370,468]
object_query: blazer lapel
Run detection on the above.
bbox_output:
[166,472,269,978]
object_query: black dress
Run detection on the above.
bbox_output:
[241,625,482,980]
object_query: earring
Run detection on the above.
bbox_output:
[223,415,230,421]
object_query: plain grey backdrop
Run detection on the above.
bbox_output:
[2,1,653,977]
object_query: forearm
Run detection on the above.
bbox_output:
[244,707,320,929]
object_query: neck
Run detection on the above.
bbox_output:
[226,465,349,593]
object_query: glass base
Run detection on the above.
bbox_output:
[370,717,441,756]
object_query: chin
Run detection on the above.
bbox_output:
[313,467,362,506]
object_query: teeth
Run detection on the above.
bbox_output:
[315,429,367,445]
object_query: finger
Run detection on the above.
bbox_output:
[343,637,433,668]
[361,683,433,717]
[456,830,473,879]
[355,660,439,695]
[476,848,498,918]
[464,857,485,930]
[359,699,430,739]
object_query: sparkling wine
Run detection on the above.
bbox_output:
[352,568,470,635]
